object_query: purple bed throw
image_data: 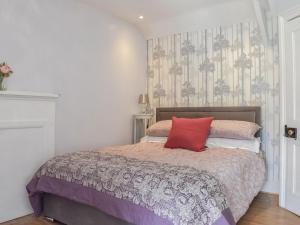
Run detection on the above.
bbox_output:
[27,151,236,225]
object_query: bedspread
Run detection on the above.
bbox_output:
[100,142,266,222]
[27,142,265,225]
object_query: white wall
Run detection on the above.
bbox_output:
[274,0,300,13]
[0,0,146,154]
[143,0,256,38]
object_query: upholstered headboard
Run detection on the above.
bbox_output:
[156,107,261,126]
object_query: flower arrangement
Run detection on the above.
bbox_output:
[0,62,13,91]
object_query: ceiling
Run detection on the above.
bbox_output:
[83,0,247,25]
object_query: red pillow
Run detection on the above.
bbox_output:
[164,117,213,152]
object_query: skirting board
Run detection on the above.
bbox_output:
[262,180,280,194]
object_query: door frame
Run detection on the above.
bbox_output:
[278,4,300,208]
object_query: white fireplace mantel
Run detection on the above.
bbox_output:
[0,91,59,100]
[0,90,59,223]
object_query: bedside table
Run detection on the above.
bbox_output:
[133,114,153,143]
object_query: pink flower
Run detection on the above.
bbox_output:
[0,65,11,74]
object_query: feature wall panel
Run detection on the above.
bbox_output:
[147,19,280,191]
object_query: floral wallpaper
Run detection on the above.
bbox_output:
[147,19,280,184]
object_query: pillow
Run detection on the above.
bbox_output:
[141,136,261,153]
[164,117,213,152]
[140,136,168,143]
[147,120,172,137]
[206,137,261,153]
[147,119,261,140]
[210,120,261,140]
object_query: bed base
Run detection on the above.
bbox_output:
[43,194,132,225]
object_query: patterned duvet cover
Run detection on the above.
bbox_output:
[27,142,265,225]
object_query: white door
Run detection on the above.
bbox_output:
[284,15,300,216]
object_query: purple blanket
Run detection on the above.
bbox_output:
[27,151,236,225]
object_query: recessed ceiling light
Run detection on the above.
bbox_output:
[138,15,144,20]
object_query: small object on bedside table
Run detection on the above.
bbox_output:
[133,113,153,143]
[138,94,150,114]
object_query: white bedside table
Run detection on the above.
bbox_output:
[133,114,153,143]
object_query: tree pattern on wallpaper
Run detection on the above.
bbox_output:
[147,19,280,183]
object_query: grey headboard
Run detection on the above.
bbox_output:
[156,106,261,126]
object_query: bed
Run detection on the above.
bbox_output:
[27,106,265,225]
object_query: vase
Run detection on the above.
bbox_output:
[0,76,5,91]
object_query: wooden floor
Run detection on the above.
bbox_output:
[1,193,299,225]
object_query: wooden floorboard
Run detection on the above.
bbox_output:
[238,193,300,225]
[1,193,299,225]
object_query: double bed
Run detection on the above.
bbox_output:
[27,106,265,225]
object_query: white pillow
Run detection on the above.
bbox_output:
[140,136,168,143]
[140,136,261,153]
[206,137,261,153]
